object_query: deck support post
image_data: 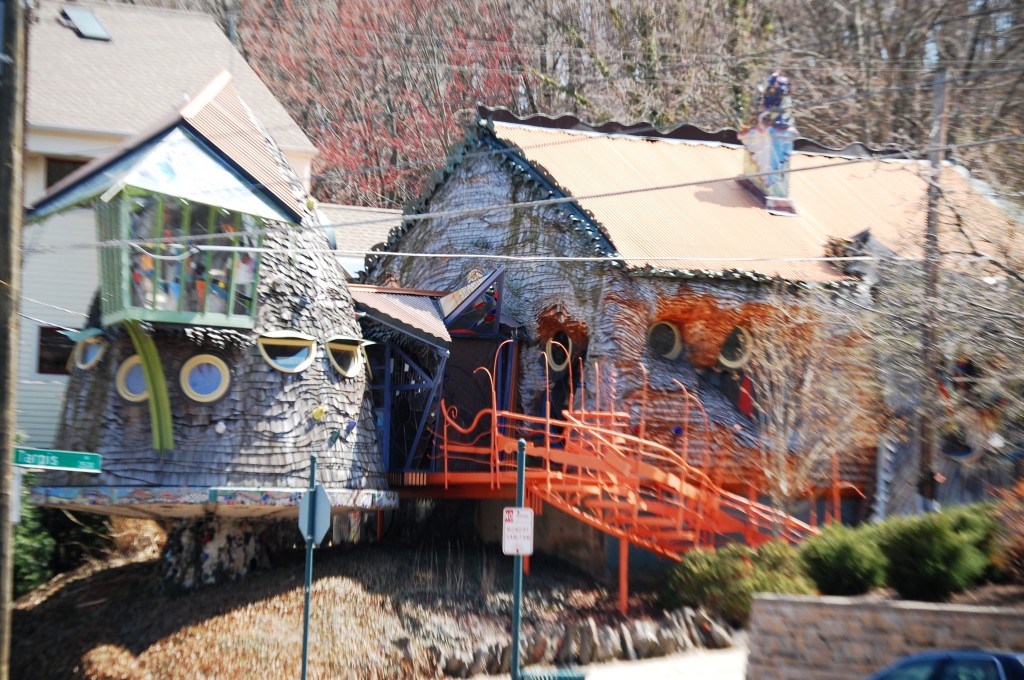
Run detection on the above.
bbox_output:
[618,537,628,615]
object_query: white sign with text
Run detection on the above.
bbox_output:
[502,507,534,556]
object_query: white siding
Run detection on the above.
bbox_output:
[17,156,99,446]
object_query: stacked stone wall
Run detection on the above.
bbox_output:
[747,594,1024,680]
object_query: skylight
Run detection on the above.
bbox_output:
[62,6,112,42]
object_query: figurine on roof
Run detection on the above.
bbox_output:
[738,71,799,199]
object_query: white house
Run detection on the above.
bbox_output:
[19,1,316,446]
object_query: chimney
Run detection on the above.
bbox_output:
[738,72,797,215]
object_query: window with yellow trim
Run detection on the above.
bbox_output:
[257,331,317,373]
[326,336,364,378]
[73,337,108,371]
[116,355,148,402]
[180,354,231,402]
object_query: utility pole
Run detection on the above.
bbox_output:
[0,0,26,676]
[918,67,949,510]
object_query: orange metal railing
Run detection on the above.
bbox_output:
[432,347,819,561]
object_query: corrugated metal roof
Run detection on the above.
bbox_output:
[492,122,1018,282]
[350,286,451,346]
[28,0,314,153]
[183,73,307,220]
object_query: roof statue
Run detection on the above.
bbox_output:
[738,71,799,212]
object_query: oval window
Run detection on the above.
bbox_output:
[326,336,364,378]
[116,355,148,402]
[648,321,683,360]
[180,354,231,403]
[545,331,572,373]
[718,326,754,369]
[74,337,108,370]
[257,330,317,373]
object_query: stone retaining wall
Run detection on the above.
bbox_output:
[747,594,1024,680]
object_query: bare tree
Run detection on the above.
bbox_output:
[744,285,880,521]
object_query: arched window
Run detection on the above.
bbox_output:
[180,354,231,403]
[326,336,367,378]
[257,330,317,373]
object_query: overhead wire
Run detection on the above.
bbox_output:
[22,132,1024,261]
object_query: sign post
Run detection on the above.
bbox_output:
[298,453,330,680]
[14,447,101,473]
[503,439,533,680]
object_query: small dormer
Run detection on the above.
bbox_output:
[738,72,798,215]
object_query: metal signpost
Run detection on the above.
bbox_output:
[297,453,330,680]
[503,439,533,680]
[14,447,101,473]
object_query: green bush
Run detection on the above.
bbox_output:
[801,524,885,595]
[877,512,988,602]
[13,474,55,596]
[943,503,1003,580]
[662,540,813,626]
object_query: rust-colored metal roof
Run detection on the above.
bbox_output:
[350,286,451,346]
[493,122,1018,282]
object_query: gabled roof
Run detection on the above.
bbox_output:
[28,0,314,154]
[28,72,307,224]
[398,110,1017,284]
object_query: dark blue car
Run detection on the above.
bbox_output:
[866,650,1024,680]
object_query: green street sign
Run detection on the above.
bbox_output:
[14,447,102,473]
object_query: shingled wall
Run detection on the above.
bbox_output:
[53,225,385,491]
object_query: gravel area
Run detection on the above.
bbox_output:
[12,542,660,679]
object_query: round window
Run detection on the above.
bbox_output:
[326,336,364,378]
[116,355,148,402]
[545,331,572,373]
[180,354,231,403]
[74,337,108,370]
[648,321,683,360]
[257,330,317,373]
[718,326,754,369]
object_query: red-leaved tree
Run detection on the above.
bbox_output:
[237,0,526,207]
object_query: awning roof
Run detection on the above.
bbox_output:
[350,286,451,347]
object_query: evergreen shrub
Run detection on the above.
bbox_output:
[800,523,885,595]
[877,512,988,602]
[662,540,813,626]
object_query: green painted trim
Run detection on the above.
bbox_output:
[251,220,263,307]
[227,211,240,315]
[124,320,175,453]
[179,200,191,313]
[150,197,164,310]
[101,308,255,329]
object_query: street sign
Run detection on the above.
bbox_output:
[502,506,534,556]
[298,483,331,546]
[14,447,101,473]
